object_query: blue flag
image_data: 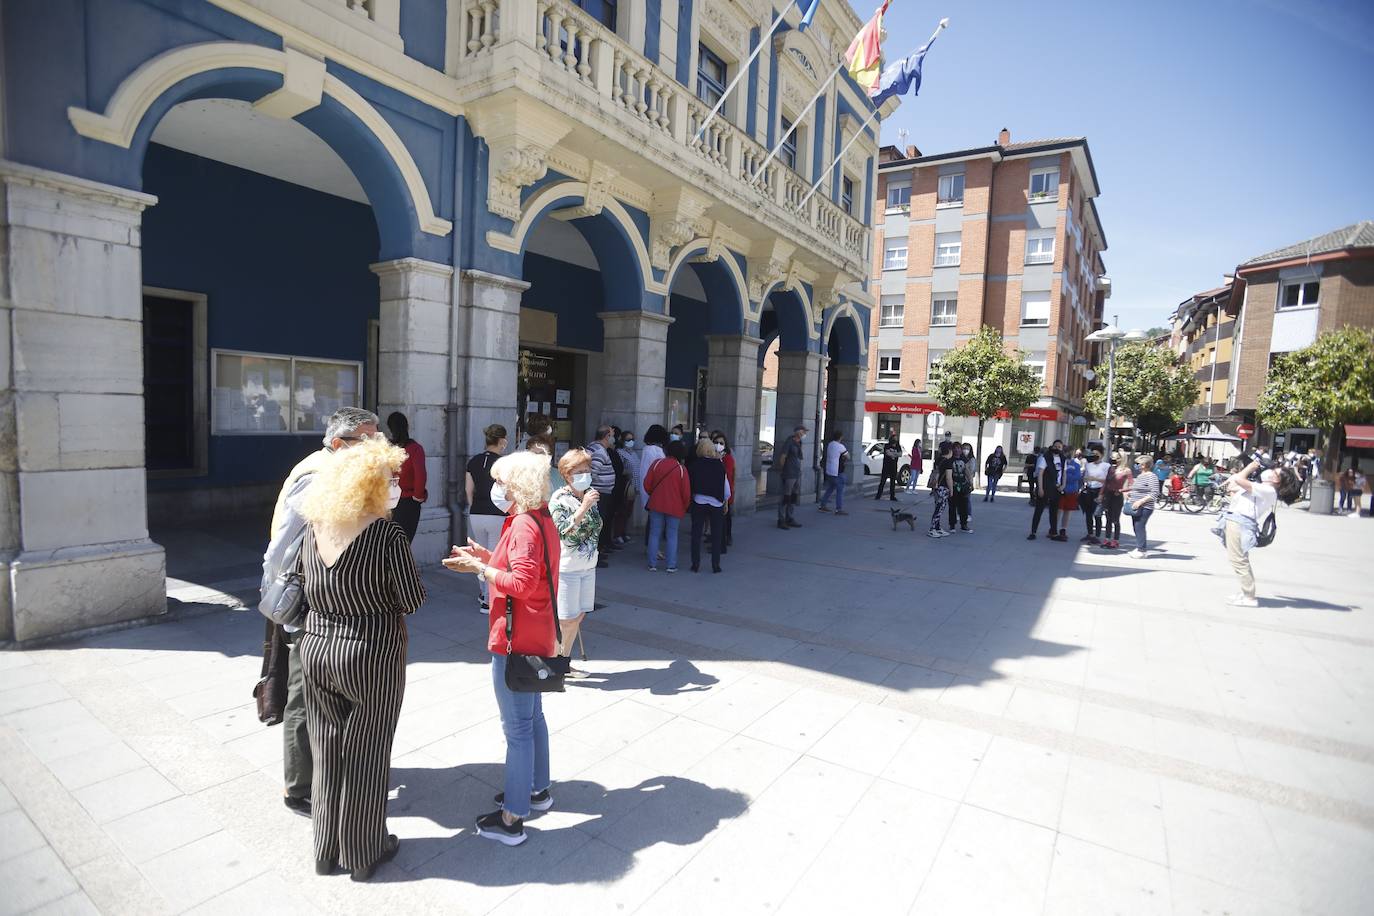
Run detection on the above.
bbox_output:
[797,0,822,31]
[870,36,937,106]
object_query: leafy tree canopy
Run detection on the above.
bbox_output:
[932,325,1042,427]
[1084,342,1197,427]
[1258,327,1374,433]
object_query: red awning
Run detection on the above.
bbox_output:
[1346,425,1374,449]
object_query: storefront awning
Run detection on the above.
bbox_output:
[1346,424,1374,449]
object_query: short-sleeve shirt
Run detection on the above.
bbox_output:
[1035,453,1065,491]
[1228,481,1277,522]
[548,485,602,572]
[824,440,848,476]
[467,451,502,516]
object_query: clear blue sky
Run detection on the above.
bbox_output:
[863,0,1374,331]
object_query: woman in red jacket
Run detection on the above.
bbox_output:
[386,412,426,543]
[643,440,691,572]
[442,450,558,847]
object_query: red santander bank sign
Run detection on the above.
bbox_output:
[865,402,1058,422]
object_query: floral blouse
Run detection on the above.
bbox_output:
[548,485,602,572]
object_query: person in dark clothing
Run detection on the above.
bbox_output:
[875,433,902,501]
[385,412,426,543]
[1029,439,1067,541]
[1023,448,1039,501]
[687,438,729,573]
[984,446,1007,502]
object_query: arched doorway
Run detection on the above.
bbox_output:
[824,308,867,492]
[761,287,821,499]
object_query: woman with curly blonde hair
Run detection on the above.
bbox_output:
[296,434,426,881]
[443,449,560,847]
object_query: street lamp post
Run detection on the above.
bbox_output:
[1085,315,1147,449]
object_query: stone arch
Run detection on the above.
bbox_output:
[822,302,866,365]
[663,241,748,335]
[766,286,816,352]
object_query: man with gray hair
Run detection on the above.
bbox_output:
[261,406,378,817]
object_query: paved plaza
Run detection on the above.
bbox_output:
[2,488,1372,915]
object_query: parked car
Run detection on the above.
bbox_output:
[861,440,911,486]
[758,441,774,465]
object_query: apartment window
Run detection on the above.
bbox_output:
[841,176,855,215]
[1025,232,1055,265]
[1029,167,1060,201]
[937,173,965,205]
[886,182,911,210]
[578,0,617,29]
[927,349,948,385]
[780,117,798,170]
[878,354,902,381]
[931,296,957,327]
[1278,279,1320,310]
[1022,351,1046,380]
[696,44,727,107]
[883,239,908,270]
[1021,292,1050,326]
[934,232,961,267]
[879,295,904,328]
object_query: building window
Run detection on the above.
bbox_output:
[927,349,948,385]
[1029,167,1060,201]
[780,117,799,170]
[1022,350,1046,380]
[934,232,961,267]
[886,182,911,210]
[878,354,902,382]
[1021,292,1050,326]
[574,0,617,29]
[937,173,964,205]
[1025,232,1055,264]
[696,43,727,107]
[212,349,362,435]
[883,239,908,270]
[1278,278,1320,310]
[931,297,957,327]
[841,176,855,215]
[879,295,904,328]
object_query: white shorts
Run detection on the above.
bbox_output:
[557,568,595,620]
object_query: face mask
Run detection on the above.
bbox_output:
[491,482,513,513]
[625,439,635,448]
[572,472,592,491]
[670,433,681,442]
[715,443,725,455]
[386,480,401,510]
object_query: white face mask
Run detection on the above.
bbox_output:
[715,442,725,455]
[669,433,681,442]
[625,439,635,448]
[571,472,592,491]
[386,480,401,510]
[491,482,514,514]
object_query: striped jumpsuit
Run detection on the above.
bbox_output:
[298,518,425,871]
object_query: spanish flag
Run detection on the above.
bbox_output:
[846,0,892,97]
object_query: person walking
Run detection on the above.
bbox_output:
[1081,446,1110,544]
[442,450,560,847]
[776,426,807,530]
[1101,454,1132,549]
[1029,440,1066,541]
[949,443,974,532]
[297,435,426,879]
[928,441,954,539]
[875,433,902,501]
[263,406,379,820]
[644,440,691,572]
[1212,454,1300,606]
[613,429,639,544]
[385,412,426,543]
[906,439,924,492]
[688,438,730,573]
[983,446,1007,502]
[1023,448,1040,501]
[1339,463,1359,513]
[547,449,601,677]
[466,424,509,613]
[818,429,849,515]
[587,426,617,569]
[1126,455,1161,558]
[710,431,737,548]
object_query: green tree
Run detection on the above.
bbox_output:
[932,325,1042,478]
[1258,327,1374,470]
[1084,342,1198,445]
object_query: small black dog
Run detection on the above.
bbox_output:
[890,506,916,531]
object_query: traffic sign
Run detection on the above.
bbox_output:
[1237,423,1255,439]
[926,411,945,431]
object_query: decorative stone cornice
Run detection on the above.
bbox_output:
[700,4,748,55]
[649,187,711,270]
[747,258,787,301]
[690,219,729,265]
[0,159,157,212]
[552,161,618,221]
[468,94,573,222]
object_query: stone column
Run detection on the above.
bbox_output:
[706,334,763,514]
[772,349,824,498]
[372,258,456,566]
[828,364,866,489]
[598,310,674,440]
[1,163,166,643]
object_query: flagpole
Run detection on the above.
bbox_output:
[798,19,948,208]
[693,0,799,146]
[749,63,844,185]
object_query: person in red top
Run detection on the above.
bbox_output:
[711,430,737,551]
[442,450,558,847]
[643,440,691,572]
[386,412,427,543]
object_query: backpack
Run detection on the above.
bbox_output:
[951,458,972,496]
[1256,512,1277,548]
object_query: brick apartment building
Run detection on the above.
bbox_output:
[1227,221,1374,454]
[864,130,1110,460]
[1171,280,1238,442]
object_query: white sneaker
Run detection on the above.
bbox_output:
[927,530,944,538]
[1228,594,1258,607]
[1128,549,1146,559]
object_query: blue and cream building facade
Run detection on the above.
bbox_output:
[0,0,885,641]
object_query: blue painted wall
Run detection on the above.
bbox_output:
[666,294,710,389]
[141,144,381,491]
[746,26,760,138]
[520,254,606,352]
[645,0,662,64]
[675,0,694,86]
[400,0,446,70]
[812,94,827,185]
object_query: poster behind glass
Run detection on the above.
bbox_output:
[294,359,361,434]
[665,388,693,436]
[212,353,291,433]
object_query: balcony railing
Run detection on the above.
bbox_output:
[455,0,868,268]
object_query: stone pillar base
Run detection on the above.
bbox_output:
[9,541,166,643]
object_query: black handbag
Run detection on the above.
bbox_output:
[1256,512,1277,548]
[259,528,307,628]
[503,513,571,693]
[252,620,288,725]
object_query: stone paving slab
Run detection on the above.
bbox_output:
[2,491,1372,914]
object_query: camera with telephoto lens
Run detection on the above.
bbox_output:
[1243,450,1272,480]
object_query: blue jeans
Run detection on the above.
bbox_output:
[820,473,845,510]
[1132,507,1153,551]
[646,510,680,570]
[986,476,1000,499]
[490,654,550,819]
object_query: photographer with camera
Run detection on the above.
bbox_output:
[1212,449,1300,607]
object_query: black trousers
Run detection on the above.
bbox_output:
[1080,489,1102,537]
[1031,490,1060,534]
[950,491,970,528]
[391,498,421,543]
[1104,492,1124,540]
[876,466,899,499]
[690,503,724,571]
[596,490,617,556]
